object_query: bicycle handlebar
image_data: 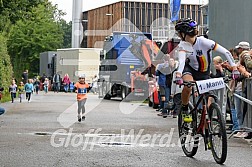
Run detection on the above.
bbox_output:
[174,75,232,87]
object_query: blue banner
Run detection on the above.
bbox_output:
[170,0,181,22]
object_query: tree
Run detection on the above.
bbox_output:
[7,3,64,78]
[59,20,72,48]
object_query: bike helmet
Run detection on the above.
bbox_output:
[79,74,86,78]
[175,18,198,37]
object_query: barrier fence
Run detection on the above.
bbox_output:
[222,78,252,138]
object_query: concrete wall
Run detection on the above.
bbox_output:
[56,48,101,83]
[209,0,252,50]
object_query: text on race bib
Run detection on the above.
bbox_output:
[196,78,225,94]
[78,88,87,94]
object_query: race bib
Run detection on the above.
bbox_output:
[196,78,225,94]
[78,88,87,94]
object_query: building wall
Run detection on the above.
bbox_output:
[209,0,252,50]
[39,51,56,77]
[83,1,204,48]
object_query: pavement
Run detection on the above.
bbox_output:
[0,91,251,167]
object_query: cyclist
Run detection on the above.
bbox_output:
[174,18,239,123]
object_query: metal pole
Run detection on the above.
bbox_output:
[168,0,171,20]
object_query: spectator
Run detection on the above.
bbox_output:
[62,73,71,93]
[53,72,61,93]
[156,55,173,118]
[210,56,225,78]
[233,41,252,138]
[9,80,17,103]
[22,69,29,84]
[18,82,25,103]
[40,73,47,83]
[91,75,98,94]
[170,65,183,118]
[25,79,34,103]
[69,82,74,93]
[74,74,92,122]
[237,42,252,70]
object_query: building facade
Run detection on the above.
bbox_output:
[82,1,205,48]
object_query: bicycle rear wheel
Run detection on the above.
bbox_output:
[208,102,227,164]
[178,103,199,157]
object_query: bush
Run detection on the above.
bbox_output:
[0,33,13,102]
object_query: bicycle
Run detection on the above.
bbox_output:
[177,77,228,164]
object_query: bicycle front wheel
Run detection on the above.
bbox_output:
[208,102,227,164]
[178,103,199,157]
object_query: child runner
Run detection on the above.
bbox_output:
[74,74,91,122]
[25,79,34,103]
[9,80,17,103]
[43,78,49,94]
[18,82,25,103]
[33,78,40,94]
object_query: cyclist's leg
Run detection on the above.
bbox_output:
[181,74,194,122]
[182,74,193,107]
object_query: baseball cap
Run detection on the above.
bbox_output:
[235,41,250,49]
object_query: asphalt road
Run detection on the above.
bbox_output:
[0,92,251,167]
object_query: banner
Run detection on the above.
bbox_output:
[170,0,181,22]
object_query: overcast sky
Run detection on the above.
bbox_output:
[50,0,208,22]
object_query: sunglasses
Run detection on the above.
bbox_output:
[189,21,197,27]
[79,78,85,79]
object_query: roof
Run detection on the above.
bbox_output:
[84,0,209,12]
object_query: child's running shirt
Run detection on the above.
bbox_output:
[9,84,17,93]
[74,82,89,101]
[18,85,25,94]
[25,83,34,93]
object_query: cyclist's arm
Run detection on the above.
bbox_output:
[213,44,236,67]
[177,51,186,75]
[201,38,236,67]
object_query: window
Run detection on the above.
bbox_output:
[130,2,134,8]
[136,2,140,8]
[198,10,201,25]
[159,4,163,9]
[147,7,151,25]
[136,8,140,26]
[124,2,128,8]
[125,8,129,19]
[187,5,191,18]
[192,6,196,20]
[180,5,185,19]
[159,9,163,18]
[147,3,151,9]
[142,8,146,25]
[131,7,135,23]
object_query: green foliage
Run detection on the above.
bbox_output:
[7,3,64,79]
[0,33,13,100]
[60,20,72,48]
[0,0,70,82]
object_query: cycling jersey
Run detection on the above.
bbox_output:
[177,36,236,75]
